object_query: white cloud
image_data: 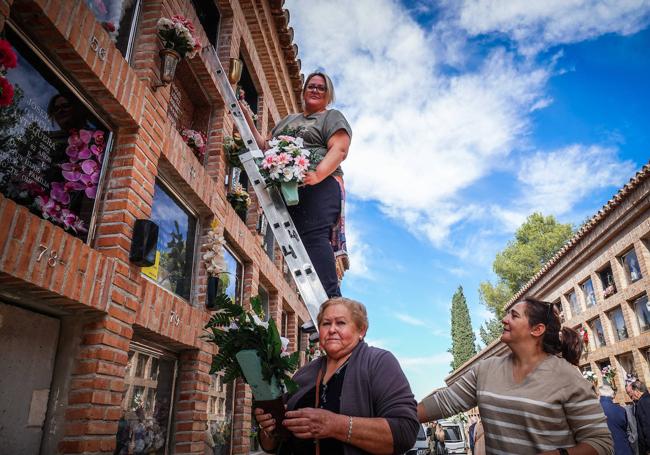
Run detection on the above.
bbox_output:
[455,0,650,54]
[286,0,552,246]
[344,216,372,278]
[365,338,391,349]
[517,145,637,215]
[398,352,454,369]
[395,312,428,327]
[286,0,643,250]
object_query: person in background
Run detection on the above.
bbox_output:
[628,380,650,454]
[599,384,633,454]
[467,416,478,454]
[417,297,613,454]
[241,71,351,298]
[625,377,640,455]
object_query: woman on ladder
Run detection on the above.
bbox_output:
[241,71,352,298]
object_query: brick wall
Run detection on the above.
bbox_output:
[0,0,308,453]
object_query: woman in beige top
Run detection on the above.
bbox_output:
[241,72,352,298]
[418,297,613,455]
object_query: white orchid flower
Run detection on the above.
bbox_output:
[251,313,269,329]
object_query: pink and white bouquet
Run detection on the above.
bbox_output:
[259,135,315,184]
[181,128,207,160]
[157,15,201,59]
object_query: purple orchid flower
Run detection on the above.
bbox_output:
[61,162,82,182]
[79,129,93,144]
[50,182,70,205]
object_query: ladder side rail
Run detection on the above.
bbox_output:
[202,47,328,325]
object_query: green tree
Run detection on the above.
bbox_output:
[449,286,477,371]
[479,213,573,345]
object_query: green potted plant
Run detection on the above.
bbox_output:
[204,296,300,438]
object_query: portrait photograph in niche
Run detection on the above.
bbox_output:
[0,27,112,242]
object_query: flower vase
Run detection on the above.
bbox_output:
[280,181,299,206]
[206,276,220,310]
[235,349,289,439]
[159,48,181,84]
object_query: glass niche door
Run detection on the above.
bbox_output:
[115,342,178,455]
[0,25,113,242]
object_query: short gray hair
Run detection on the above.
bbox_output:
[599,385,614,397]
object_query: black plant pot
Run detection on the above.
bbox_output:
[206,276,220,310]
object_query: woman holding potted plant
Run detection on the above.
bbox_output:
[241,72,351,298]
[254,297,419,454]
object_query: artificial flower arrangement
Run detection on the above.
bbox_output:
[223,133,245,168]
[227,182,251,216]
[34,128,107,234]
[258,134,321,205]
[204,295,300,437]
[181,128,207,161]
[201,220,228,309]
[601,365,617,388]
[202,220,227,276]
[0,39,18,107]
[157,15,201,59]
[582,370,597,385]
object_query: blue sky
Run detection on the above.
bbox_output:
[285,0,650,399]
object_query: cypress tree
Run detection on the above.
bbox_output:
[449,286,477,371]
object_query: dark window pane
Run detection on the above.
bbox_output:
[589,318,606,347]
[191,0,220,48]
[239,61,258,113]
[147,182,196,300]
[0,28,111,242]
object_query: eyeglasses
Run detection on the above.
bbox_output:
[306,84,327,93]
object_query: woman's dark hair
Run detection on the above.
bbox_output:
[523,296,582,365]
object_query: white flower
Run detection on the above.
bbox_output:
[280,337,290,357]
[282,167,294,181]
[293,137,304,147]
[251,313,269,329]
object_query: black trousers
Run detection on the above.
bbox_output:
[287,176,341,298]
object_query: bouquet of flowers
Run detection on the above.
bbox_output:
[226,182,251,215]
[258,135,320,205]
[601,365,617,387]
[204,295,300,436]
[157,15,201,59]
[181,128,207,160]
[0,39,18,107]
[582,370,597,384]
[202,220,226,277]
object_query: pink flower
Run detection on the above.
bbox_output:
[277,135,295,142]
[0,76,14,107]
[276,152,291,166]
[80,170,100,199]
[261,155,275,169]
[0,40,17,69]
[294,155,310,169]
[81,159,98,175]
[42,198,62,220]
[79,129,92,144]
[61,162,82,182]
[50,182,70,205]
[93,130,105,145]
